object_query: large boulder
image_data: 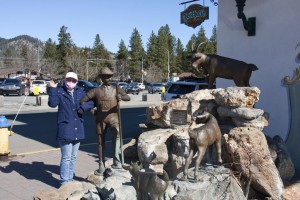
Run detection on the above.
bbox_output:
[267,135,295,182]
[138,128,175,166]
[95,169,136,200]
[217,106,268,131]
[211,87,260,107]
[34,181,96,200]
[224,127,283,200]
[168,125,190,178]
[283,182,300,200]
[173,165,246,200]
[146,87,267,130]
[146,90,216,128]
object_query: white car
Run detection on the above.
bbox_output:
[163,79,214,101]
[138,83,145,90]
[30,80,47,95]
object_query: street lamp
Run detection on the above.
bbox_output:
[36,39,43,75]
[86,60,93,81]
[141,58,144,83]
[37,43,40,71]
[163,48,170,81]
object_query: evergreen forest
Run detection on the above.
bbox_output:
[0,24,217,83]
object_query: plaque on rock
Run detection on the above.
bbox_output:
[171,110,187,125]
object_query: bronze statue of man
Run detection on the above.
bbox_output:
[80,67,130,175]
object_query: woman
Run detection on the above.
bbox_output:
[48,72,94,185]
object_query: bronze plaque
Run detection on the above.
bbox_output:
[171,110,187,125]
[180,4,209,28]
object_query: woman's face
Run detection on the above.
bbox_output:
[64,78,77,90]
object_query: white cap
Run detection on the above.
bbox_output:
[65,72,78,81]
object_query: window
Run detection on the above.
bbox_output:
[168,84,196,95]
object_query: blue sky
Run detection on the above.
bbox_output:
[0,0,218,53]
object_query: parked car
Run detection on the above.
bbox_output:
[0,78,6,85]
[124,82,140,95]
[163,78,214,101]
[0,78,25,96]
[148,82,164,94]
[165,81,172,90]
[90,82,100,87]
[117,82,128,90]
[138,83,145,90]
[30,80,47,95]
[77,80,98,92]
[55,79,97,93]
[144,82,151,90]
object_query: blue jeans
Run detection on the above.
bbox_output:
[58,140,80,185]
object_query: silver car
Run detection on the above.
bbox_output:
[148,82,164,94]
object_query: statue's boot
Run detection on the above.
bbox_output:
[94,162,106,175]
[111,161,122,169]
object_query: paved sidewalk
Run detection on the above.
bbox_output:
[0,145,99,200]
[0,93,164,200]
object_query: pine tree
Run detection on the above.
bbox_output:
[20,45,29,72]
[91,34,112,80]
[209,25,217,54]
[56,26,74,75]
[42,39,59,79]
[196,26,209,53]
[3,48,12,68]
[129,28,144,81]
[145,31,158,69]
[174,39,185,74]
[43,38,57,60]
[157,25,173,82]
[116,39,130,81]
[20,45,29,60]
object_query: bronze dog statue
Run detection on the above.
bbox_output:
[182,111,222,181]
[123,161,169,200]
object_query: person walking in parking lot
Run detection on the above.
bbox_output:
[80,67,130,175]
[48,72,94,185]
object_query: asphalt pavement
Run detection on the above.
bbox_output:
[0,91,163,114]
[0,92,163,200]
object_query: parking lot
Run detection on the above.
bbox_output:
[0,89,164,200]
[0,89,163,113]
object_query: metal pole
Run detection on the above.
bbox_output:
[167,49,170,81]
[96,58,98,75]
[160,47,170,81]
[141,58,144,83]
[86,61,89,81]
[116,86,124,165]
[37,44,40,72]
[118,101,124,165]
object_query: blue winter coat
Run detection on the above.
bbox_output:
[48,86,94,141]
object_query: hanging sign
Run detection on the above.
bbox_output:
[180,4,209,28]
